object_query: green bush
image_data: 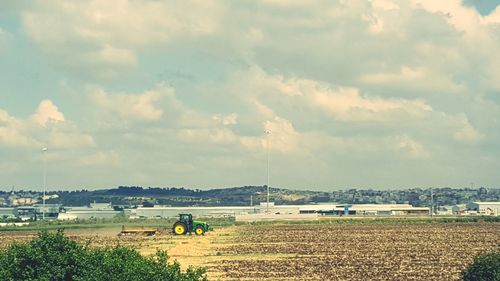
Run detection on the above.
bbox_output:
[0,230,207,281]
[462,251,500,281]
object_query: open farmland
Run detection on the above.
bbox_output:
[216,222,500,280]
[0,220,499,280]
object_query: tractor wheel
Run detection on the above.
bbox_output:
[173,222,187,235]
[194,226,205,236]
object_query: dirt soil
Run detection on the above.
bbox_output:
[0,222,499,281]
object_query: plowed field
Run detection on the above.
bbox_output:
[216,222,499,280]
[0,221,498,280]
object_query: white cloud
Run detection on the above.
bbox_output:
[236,115,433,162]
[240,67,433,122]
[31,100,65,126]
[87,44,137,67]
[80,151,120,166]
[483,5,500,24]
[213,113,238,125]
[89,84,173,121]
[0,102,94,149]
[238,117,300,154]
[360,64,466,95]
[452,114,485,144]
[0,110,39,147]
[260,0,313,7]
[0,109,15,124]
[370,0,400,11]
[48,132,95,149]
[362,12,385,34]
[3,0,500,188]
[309,86,432,121]
[411,0,482,35]
[23,0,215,43]
[263,117,300,153]
[179,128,238,145]
[392,135,430,159]
[361,65,424,83]
[0,27,7,48]
[411,0,500,39]
[21,0,225,76]
[249,98,275,120]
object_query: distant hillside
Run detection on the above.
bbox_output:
[49,185,330,207]
[33,185,500,207]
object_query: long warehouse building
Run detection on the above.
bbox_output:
[131,203,429,218]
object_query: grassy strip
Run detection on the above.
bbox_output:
[1,216,498,232]
[0,217,237,232]
[235,216,500,226]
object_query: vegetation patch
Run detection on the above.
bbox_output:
[0,230,207,281]
[462,251,500,281]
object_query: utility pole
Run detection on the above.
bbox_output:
[265,129,270,214]
[42,147,48,220]
[430,188,434,218]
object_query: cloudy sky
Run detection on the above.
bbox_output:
[1,0,500,191]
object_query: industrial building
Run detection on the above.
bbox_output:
[58,202,121,220]
[466,202,500,216]
[0,207,16,219]
[0,199,455,221]
[264,203,429,216]
[129,202,429,219]
[131,205,258,219]
[6,200,495,221]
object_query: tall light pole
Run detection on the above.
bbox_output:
[42,147,48,220]
[430,188,433,218]
[265,130,270,214]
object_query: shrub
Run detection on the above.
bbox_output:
[0,230,207,281]
[462,251,500,281]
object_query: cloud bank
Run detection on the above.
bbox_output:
[0,0,499,189]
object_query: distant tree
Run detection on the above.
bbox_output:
[0,230,207,281]
[462,251,500,281]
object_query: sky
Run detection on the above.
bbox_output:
[1,0,500,191]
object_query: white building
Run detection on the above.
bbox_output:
[57,210,121,220]
[298,204,429,216]
[132,206,258,218]
[130,203,429,219]
[452,204,467,215]
[259,203,428,216]
[0,207,16,218]
[58,202,120,220]
[467,202,500,216]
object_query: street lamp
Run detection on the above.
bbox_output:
[42,147,48,220]
[265,130,270,214]
[430,188,433,218]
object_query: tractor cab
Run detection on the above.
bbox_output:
[172,213,211,235]
[179,213,193,222]
[178,213,194,232]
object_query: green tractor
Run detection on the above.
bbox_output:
[172,213,211,235]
